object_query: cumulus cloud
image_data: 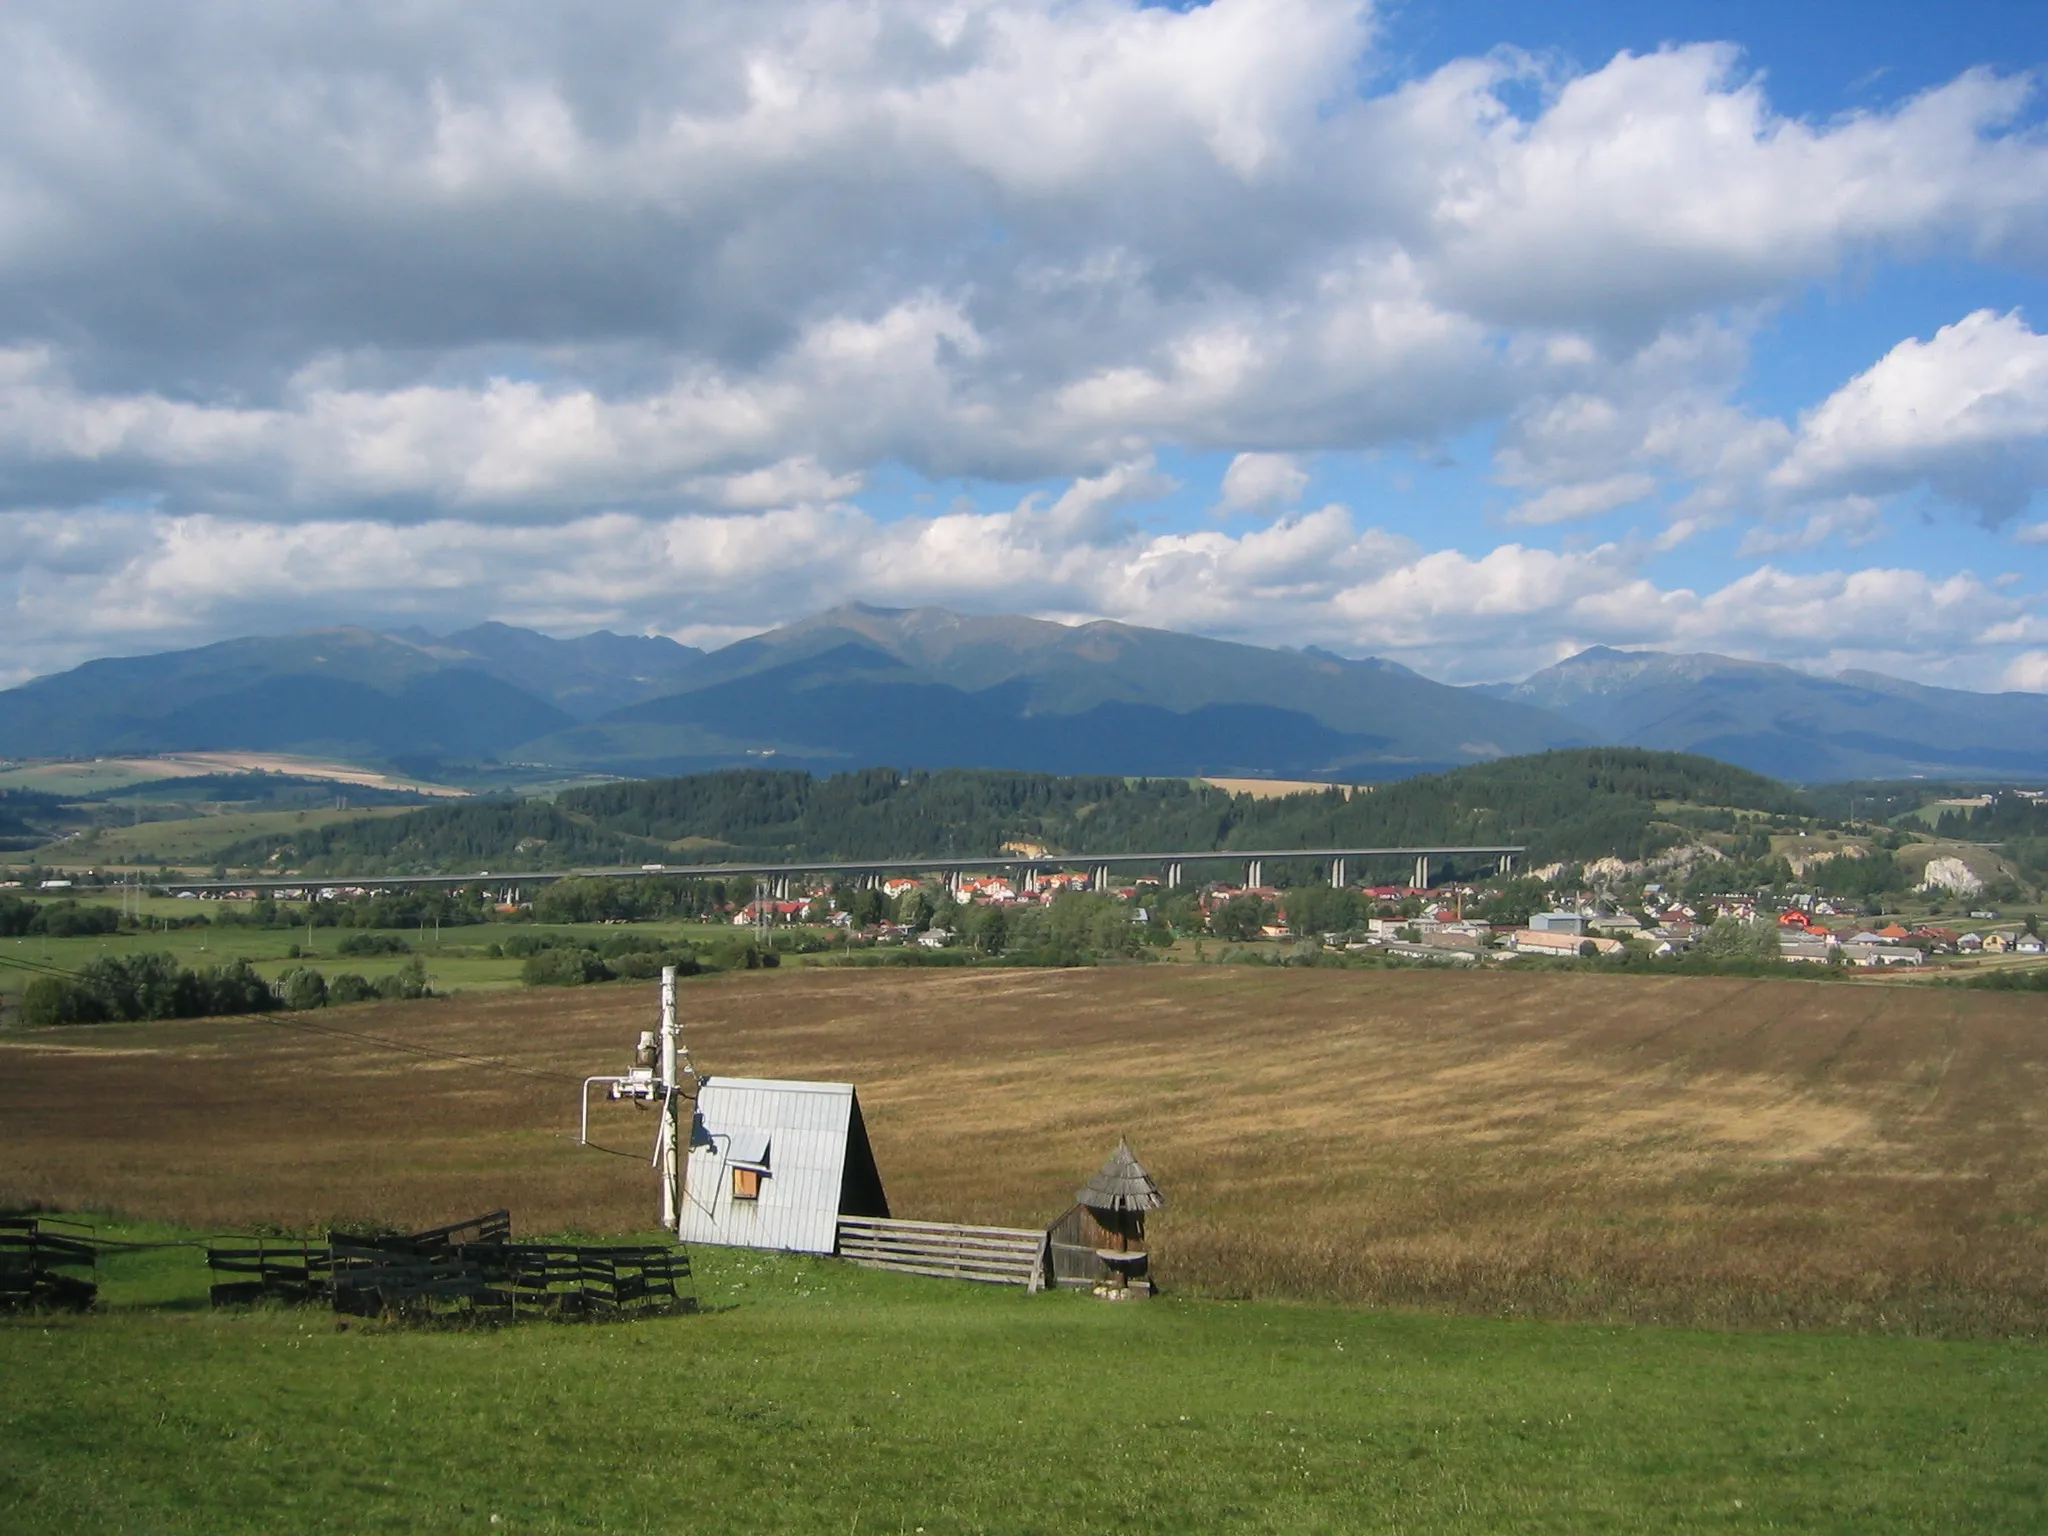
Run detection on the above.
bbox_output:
[2,490,2034,689]
[1771,309,2048,522]
[2003,651,2048,692]
[0,3,2041,683]
[0,6,2038,512]
[1217,452,1310,514]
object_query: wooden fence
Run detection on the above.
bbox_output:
[835,1215,1047,1290]
[0,1216,98,1312]
[206,1209,691,1322]
[329,1237,691,1321]
[204,1236,331,1307]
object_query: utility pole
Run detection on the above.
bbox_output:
[658,965,683,1231]
[577,964,694,1237]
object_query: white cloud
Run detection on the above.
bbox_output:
[1217,452,1310,514]
[1418,51,2048,333]
[1771,309,2048,522]
[1735,496,1885,556]
[1505,473,1657,526]
[0,10,2036,513]
[0,6,2041,684]
[8,488,2030,690]
[2003,651,2048,692]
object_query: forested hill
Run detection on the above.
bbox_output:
[215,750,1803,877]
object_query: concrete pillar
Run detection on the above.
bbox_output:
[1498,852,1512,876]
[1094,864,1111,893]
[1331,856,1346,889]
[1413,855,1428,891]
[1246,859,1263,890]
[1165,861,1182,890]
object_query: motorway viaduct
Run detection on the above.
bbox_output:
[144,846,1525,901]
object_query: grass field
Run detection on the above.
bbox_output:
[4,967,2046,1335]
[0,752,462,798]
[3,1227,2043,1534]
[0,757,222,795]
[45,805,419,867]
[0,919,750,999]
[7,967,2048,1531]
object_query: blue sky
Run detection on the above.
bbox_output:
[0,0,2046,689]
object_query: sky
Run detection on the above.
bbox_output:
[2,0,2048,690]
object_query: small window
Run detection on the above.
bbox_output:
[732,1167,763,1201]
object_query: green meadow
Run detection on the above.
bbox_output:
[0,918,755,1001]
[1,1223,2042,1534]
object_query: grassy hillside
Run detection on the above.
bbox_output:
[206,749,1804,876]
[53,806,419,866]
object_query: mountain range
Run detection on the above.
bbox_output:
[1,606,2045,784]
[1490,647,2048,782]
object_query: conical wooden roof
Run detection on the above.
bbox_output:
[1077,1138,1165,1213]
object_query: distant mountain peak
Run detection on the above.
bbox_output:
[1503,643,2048,782]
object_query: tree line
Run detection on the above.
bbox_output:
[17,952,434,1026]
[212,749,1807,877]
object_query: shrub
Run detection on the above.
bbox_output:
[27,900,122,938]
[200,960,276,1017]
[521,948,612,987]
[327,973,379,1005]
[609,950,702,980]
[26,953,279,1023]
[76,953,194,1021]
[1695,917,1781,965]
[1210,893,1270,942]
[18,976,105,1026]
[376,956,432,1000]
[276,966,329,1011]
[336,932,411,956]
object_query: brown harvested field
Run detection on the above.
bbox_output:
[4,966,2046,1335]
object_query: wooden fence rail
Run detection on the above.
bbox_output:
[204,1237,330,1307]
[835,1215,1047,1291]
[205,1210,692,1322]
[0,1216,98,1312]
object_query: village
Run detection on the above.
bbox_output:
[711,864,2043,972]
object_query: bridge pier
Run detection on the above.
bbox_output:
[1164,860,1183,890]
[1093,864,1111,894]
[1330,856,1346,889]
[1246,859,1263,890]
[1498,852,1513,876]
[1413,855,1428,891]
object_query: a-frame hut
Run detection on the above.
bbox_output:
[678,1078,890,1255]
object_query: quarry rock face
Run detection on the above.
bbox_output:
[1919,856,1985,895]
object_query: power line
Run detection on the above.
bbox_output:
[0,951,84,981]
